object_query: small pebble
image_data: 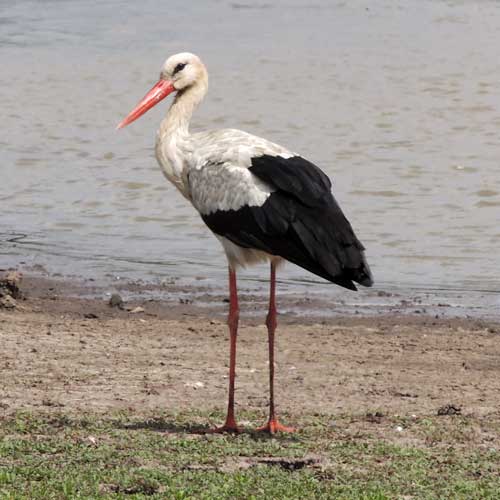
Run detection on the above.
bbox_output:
[184,381,205,389]
[108,293,124,309]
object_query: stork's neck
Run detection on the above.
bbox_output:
[160,80,207,138]
[156,80,207,198]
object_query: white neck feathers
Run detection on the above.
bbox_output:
[156,79,208,198]
[161,79,208,138]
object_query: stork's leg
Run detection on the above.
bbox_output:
[257,262,295,434]
[209,266,241,433]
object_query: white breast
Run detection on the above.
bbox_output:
[155,132,192,199]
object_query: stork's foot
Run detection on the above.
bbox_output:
[256,419,296,434]
[204,416,241,434]
[206,424,241,434]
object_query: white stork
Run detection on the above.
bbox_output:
[117,52,373,434]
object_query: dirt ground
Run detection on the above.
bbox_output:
[1,275,499,421]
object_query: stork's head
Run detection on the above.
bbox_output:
[117,52,208,129]
[161,52,207,91]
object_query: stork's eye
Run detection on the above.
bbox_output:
[173,62,187,75]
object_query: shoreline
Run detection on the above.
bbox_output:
[1,264,500,323]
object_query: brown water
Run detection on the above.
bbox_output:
[1,0,500,302]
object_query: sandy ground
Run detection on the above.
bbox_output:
[1,275,499,421]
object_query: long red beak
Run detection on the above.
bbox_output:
[116,79,176,129]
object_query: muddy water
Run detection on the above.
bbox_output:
[1,1,500,301]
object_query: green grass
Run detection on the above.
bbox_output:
[0,410,499,499]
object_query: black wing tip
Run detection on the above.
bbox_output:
[358,275,374,288]
[352,268,374,289]
[350,253,374,289]
[330,276,372,292]
[335,279,358,291]
[328,264,374,291]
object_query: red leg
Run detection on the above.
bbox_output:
[208,266,241,433]
[257,262,295,434]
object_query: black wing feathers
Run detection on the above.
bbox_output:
[202,155,373,290]
[250,155,331,206]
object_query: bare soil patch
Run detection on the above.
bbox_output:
[1,275,499,422]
